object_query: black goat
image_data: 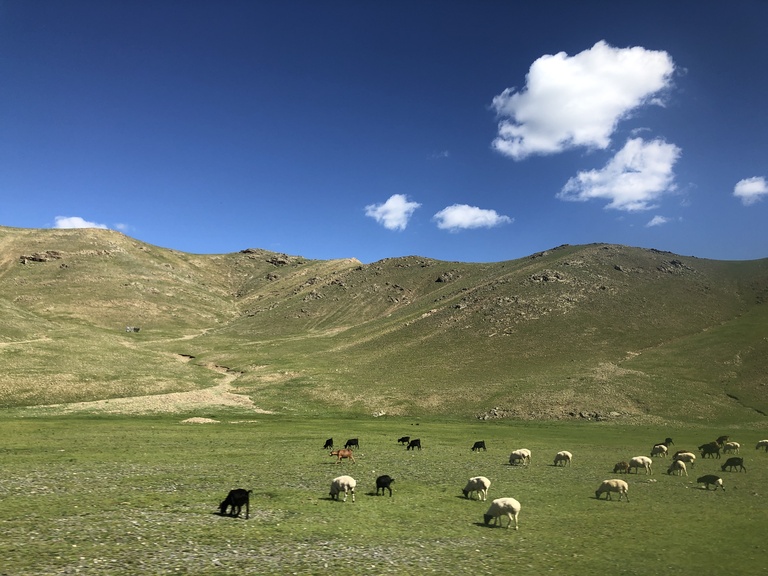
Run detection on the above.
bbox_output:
[699,442,721,459]
[397,436,410,445]
[406,438,421,451]
[471,441,487,452]
[219,488,252,519]
[721,457,747,473]
[323,438,334,450]
[696,475,725,491]
[376,475,395,497]
[344,438,359,450]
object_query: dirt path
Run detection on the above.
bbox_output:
[33,364,273,416]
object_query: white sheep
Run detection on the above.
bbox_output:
[650,444,668,458]
[553,451,572,466]
[329,475,356,502]
[595,479,629,501]
[756,440,768,452]
[667,459,688,476]
[628,456,653,474]
[483,497,521,530]
[722,441,740,454]
[462,476,491,501]
[508,448,531,466]
[673,451,696,467]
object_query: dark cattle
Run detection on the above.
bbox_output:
[471,441,487,452]
[406,439,421,451]
[697,474,725,490]
[376,475,395,497]
[397,436,410,445]
[219,488,252,519]
[699,442,721,459]
[721,457,746,473]
[613,461,630,474]
[330,449,356,464]
[344,438,359,450]
[323,438,334,450]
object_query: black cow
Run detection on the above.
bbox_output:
[721,457,747,473]
[471,441,487,452]
[407,439,421,451]
[344,438,359,450]
[376,475,395,497]
[219,489,252,519]
[397,436,410,445]
[323,438,333,450]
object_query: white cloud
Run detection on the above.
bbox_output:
[646,215,670,227]
[733,176,768,206]
[433,204,512,231]
[558,138,681,211]
[54,216,108,229]
[364,194,421,230]
[491,41,675,159]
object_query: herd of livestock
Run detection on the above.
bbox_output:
[217,434,768,529]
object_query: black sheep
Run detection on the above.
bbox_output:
[721,457,747,473]
[471,441,487,452]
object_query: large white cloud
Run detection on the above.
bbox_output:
[491,41,675,159]
[364,194,421,230]
[54,216,108,229]
[733,176,768,206]
[558,138,681,211]
[433,204,512,231]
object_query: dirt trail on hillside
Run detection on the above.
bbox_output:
[32,364,273,416]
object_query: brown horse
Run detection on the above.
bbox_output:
[330,449,356,464]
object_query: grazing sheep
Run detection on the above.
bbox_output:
[397,436,410,445]
[375,475,395,496]
[462,476,491,501]
[667,460,688,476]
[553,451,572,467]
[323,438,333,450]
[628,456,653,474]
[715,435,729,446]
[344,438,359,450]
[696,474,725,491]
[613,461,630,474]
[471,441,487,452]
[329,475,357,502]
[595,479,629,502]
[483,497,521,530]
[508,449,531,466]
[699,442,721,459]
[721,457,747,473]
[406,439,422,451]
[330,449,356,464]
[219,488,252,519]
[673,451,696,468]
[722,441,740,454]
[650,444,668,458]
[756,440,768,452]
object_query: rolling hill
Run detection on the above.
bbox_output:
[1,225,766,425]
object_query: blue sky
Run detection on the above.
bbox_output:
[1,1,766,263]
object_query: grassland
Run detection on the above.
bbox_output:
[1,412,767,575]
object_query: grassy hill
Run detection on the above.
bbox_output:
[1,225,766,425]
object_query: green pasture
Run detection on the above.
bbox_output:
[1,413,766,575]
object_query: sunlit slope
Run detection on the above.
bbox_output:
[1,226,766,423]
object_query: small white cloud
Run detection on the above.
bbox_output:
[491,41,675,160]
[113,223,129,232]
[734,176,768,206]
[433,204,512,231]
[646,215,670,227]
[54,216,108,229]
[558,138,681,211]
[365,194,421,231]
[430,150,450,159]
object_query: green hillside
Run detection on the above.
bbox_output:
[1,225,766,424]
